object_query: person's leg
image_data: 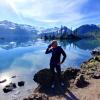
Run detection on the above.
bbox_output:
[56,65,62,83]
[50,65,55,85]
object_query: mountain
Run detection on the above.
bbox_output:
[40,26,73,39]
[0,20,100,42]
[0,20,38,42]
[40,24,100,39]
[73,24,100,38]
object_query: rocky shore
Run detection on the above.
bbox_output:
[23,49,100,100]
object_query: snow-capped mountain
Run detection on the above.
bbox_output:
[0,20,38,42]
[39,26,72,39]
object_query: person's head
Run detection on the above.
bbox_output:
[51,40,58,48]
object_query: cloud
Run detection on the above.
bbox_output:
[0,0,100,28]
[9,0,88,23]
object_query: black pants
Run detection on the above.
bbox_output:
[50,63,62,84]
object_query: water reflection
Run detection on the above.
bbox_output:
[0,38,99,99]
[44,39,100,50]
[0,39,100,72]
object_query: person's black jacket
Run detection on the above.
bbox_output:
[45,45,66,65]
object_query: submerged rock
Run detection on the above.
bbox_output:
[0,79,7,83]
[3,83,17,93]
[92,47,100,56]
[18,81,25,87]
[11,76,16,78]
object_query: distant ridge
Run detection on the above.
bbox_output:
[0,20,100,40]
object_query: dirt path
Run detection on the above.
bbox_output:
[49,79,100,100]
[71,79,100,100]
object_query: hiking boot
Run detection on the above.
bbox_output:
[51,84,55,88]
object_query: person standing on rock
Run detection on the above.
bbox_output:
[45,40,66,88]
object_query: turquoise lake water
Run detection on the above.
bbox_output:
[0,39,99,99]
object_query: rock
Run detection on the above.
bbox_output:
[92,73,100,79]
[62,68,80,81]
[23,93,49,100]
[94,56,100,62]
[92,47,100,56]
[0,79,7,83]
[33,68,53,86]
[11,76,16,78]
[3,83,17,93]
[80,56,100,79]
[74,74,88,88]
[18,81,25,87]
[33,68,80,87]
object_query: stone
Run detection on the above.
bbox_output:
[62,68,80,81]
[74,74,88,88]
[33,68,53,86]
[18,81,25,87]
[0,79,7,83]
[11,76,16,78]
[94,56,100,62]
[33,68,80,87]
[23,93,49,100]
[3,83,17,93]
[92,73,100,79]
[80,56,100,79]
[92,47,100,56]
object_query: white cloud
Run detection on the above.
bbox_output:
[3,0,100,28]
[6,0,88,24]
[0,0,100,28]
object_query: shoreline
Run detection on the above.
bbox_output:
[23,54,100,100]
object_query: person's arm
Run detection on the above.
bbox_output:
[45,44,53,54]
[60,47,66,63]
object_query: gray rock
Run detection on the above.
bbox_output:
[18,81,25,87]
[33,69,53,86]
[23,93,48,100]
[62,68,80,81]
[92,47,100,56]
[33,68,80,86]
[0,79,7,83]
[3,83,17,93]
[92,73,100,79]
[74,74,88,88]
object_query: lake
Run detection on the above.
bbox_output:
[0,38,100,99]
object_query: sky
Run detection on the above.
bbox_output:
[0,0,100,29]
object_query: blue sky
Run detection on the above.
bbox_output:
[0,0,100,29]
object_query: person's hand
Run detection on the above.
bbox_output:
[57,62,63,65]
[49,46,53,50]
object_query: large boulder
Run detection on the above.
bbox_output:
[33,69,53,86]
[33,68,80,86]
